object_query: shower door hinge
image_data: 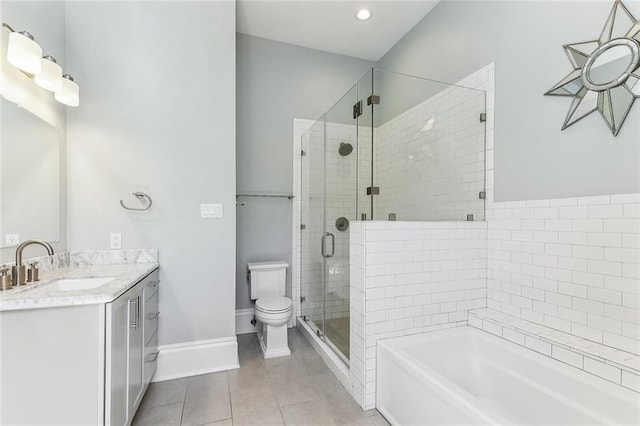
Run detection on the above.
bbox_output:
[353,100,363,119]
[366,186,380,195]
[301,150,306,156]
[367,95,380,105]
[300,224,306,230]
[300,296,306,303]
[479,112,487,122]
[479,191,486,199]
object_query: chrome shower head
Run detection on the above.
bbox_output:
[338,142,353,156]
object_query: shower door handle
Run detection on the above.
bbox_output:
[321,232,335,258]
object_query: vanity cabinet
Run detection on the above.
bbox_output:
[0,267,159,425]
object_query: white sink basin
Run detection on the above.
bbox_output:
[45,277,116,291]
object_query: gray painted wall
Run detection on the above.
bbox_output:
[377,1,640,201]
[65,1,236,345]
[236,34,373,310]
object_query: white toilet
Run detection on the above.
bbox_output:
[248,261,292,358]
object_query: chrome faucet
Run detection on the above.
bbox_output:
[12,240,54,286]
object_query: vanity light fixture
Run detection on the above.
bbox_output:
[356,9,371,21]
[2,22,79,108]
[6,26,42,75]
[34,55,62,92]
[54,74,79,107]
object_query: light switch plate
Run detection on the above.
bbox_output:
[5,234,19,246]
[201,203,223,219]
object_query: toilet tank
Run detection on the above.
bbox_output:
[248,261,288,300]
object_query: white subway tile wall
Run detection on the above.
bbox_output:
[374,83,486,222]
[486,194,640,354]
[350,220,488,409]
[469,309,640,392]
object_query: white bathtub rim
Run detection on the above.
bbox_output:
[377,326,640,424]
[379,326,639,405]
[478,354,615,425]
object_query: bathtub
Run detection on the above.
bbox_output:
[377,326,640,425]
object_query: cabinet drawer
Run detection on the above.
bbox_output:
[144,331,158,384]
[144,290,159,346]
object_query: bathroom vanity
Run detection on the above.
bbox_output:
[0,253,159,425]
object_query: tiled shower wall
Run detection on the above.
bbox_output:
[375,84,486,221]
[350,220,488,409]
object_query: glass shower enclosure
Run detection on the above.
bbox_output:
[299,69,486,363]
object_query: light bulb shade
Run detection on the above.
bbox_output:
[7,31,42,74]
[34,56,62,92]
[54,74,79,107]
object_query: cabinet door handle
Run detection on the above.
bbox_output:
[146,351,159,363]
[137,296,141,329]
[147,312,160,321]
[129,297,140,329]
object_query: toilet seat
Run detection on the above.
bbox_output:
[255,296,292,313]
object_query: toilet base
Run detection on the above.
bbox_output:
[257,322,291,359]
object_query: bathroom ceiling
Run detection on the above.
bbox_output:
[236,0,441,61]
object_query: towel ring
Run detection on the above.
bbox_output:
[120,192,153,211]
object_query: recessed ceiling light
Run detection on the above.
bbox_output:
[356,9,371,21]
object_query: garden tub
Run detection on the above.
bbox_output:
[377,326,640,425]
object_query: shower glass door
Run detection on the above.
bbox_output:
[300,83,359,363]
[322,84,358,362]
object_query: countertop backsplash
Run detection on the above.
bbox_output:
[0,249,159,273]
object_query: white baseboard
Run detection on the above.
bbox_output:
[152,336,239,382]
[236,308,257,335]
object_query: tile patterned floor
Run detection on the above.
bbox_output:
[132,328,389,426]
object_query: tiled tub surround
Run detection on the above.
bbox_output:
[470,309,640,392]
[0,249,159,310]
[350,220,488,409]
[349,196,640,410]
[485,194,640,355]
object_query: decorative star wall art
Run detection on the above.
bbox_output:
[545,0,640,136]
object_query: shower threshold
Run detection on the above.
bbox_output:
[297,317,351,389]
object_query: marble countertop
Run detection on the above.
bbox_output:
[0,250,159,311]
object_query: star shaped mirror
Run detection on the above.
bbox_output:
[545,0,640,136]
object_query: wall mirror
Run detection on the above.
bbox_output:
[0,1,65,250]
[0,98,61,248]
[545,0,640,136]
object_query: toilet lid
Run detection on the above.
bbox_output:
[255,296,292,313]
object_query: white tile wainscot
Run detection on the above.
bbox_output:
[469,309,640,392]
[485,193,640,356]
[350,220,488,409]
